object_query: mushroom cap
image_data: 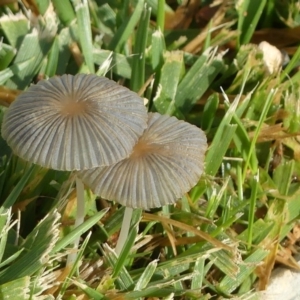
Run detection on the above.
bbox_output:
[78,112,207,209]
[1,74,148,171]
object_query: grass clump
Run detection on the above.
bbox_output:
[1,0,300,299]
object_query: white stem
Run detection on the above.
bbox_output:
[67,176,85,265]
[115,207,133,255]
[74,177,85,227]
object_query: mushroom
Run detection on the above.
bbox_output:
[2,74,148,170]
[78,112,207,253]
[1,74,148,262]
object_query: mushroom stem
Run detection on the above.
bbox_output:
[75,177,85,227]
[115,207,133,255]
[67,176,85,265]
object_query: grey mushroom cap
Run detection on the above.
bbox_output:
[78,112,207,209]
[1,74,148,171]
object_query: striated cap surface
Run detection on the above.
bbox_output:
[78,112,207,209]
[2,74,148,170]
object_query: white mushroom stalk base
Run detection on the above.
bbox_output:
[67,177,85,265]
[115,207,133,255]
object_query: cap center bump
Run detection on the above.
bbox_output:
[59,100,88,117]
[130,140,163,159]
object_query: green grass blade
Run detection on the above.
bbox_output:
[201,93,219,131]
[52,208,109,253]
[56,27,73,75]
[0,58,35,85]
[0,211,60,284]
[0,43,16,70]
[130,4,151,92]
[191,257,205,289]
[52,0,75,25]
[35,0,50,15]
[242,89,276,181]
[218,248,269,293]
[273,160,294,195]
[145,0,173,16]
[0,277,30,300]
[247,172,259,250]
[237,0,267,46]
[205,178,229,220]
[156,0,165,31]
[102,244,134,290]
[153,51,183,114]
[0,164,35,213]
[211,249,240,279]
[134,259,158,291]
[205,123,237,176]
[108,0,144,52]
[0,249,24,269]
[45,36,59,77]
[0,14,29,48]
[75,0,95,73]
[0,209,12,264]
[59,232,93,296]
[6,29,55,89]
[93,49,132,78]
[175,48,224,114]
[151,29,166,72]
[72,280,105,299]
[93,3,116,35]
[113,209,141,278]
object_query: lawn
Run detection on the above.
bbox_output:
[1,0,300,299]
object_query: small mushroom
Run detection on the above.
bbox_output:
[1,74,148,262]
[2,74,148,170]
[78,112,207,254]
[79,112,207,209]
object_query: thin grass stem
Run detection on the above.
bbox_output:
[156,0,165,32]
[247,171,259,251]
